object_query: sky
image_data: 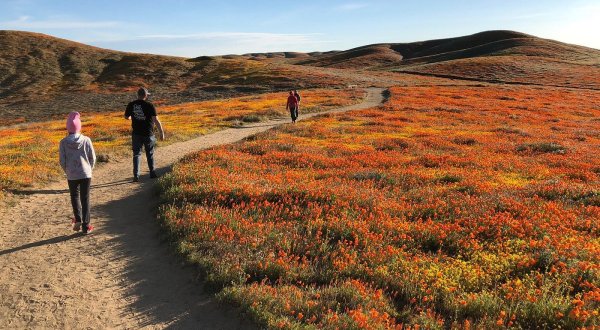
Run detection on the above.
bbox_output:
[0,0,599,57]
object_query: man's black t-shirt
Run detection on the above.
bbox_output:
[125,100,157,136]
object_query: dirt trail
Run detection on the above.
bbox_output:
[0,88,385,329]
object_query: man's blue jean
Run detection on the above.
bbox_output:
[132,134,156,177]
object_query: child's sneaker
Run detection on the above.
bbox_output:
[71,218,82,232]
[83,225,94,234]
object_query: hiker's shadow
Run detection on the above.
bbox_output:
[231,122,281,129]
[0,233,83,256]
[9,180,132,195]
[95,166,256,329]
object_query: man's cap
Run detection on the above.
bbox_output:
[137,87,151,96]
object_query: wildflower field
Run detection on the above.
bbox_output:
[159,85,599,328]
[0,88,363,193]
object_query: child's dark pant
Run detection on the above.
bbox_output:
[68,178,91,231]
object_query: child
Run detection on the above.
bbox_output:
[59,112,96,234]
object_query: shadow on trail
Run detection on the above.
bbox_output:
[231,123,281,129]
[94,166,256,329]
[0,233,83,256]
[10,180,132,195]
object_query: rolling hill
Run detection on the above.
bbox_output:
[1,30,599,124]
[297,30,600,89]
[0,31,344,124]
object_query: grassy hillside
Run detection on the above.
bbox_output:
[1,29,599,124]
[0,31,348,124]
[297,30,600,89]
[0,31,600,125]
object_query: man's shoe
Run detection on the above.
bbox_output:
[133,176,139,182]
[150,171,158,179]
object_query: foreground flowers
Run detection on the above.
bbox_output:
[161,85,599,328]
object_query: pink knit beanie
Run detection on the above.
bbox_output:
[66,111,81,134]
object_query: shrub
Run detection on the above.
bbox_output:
[452,137,477,146]
[242,115,261,123]
[437,174,462,184]
[493,126,529,136]
[374,138,410,151]
[240,144,267,156]
[516,142,566,154]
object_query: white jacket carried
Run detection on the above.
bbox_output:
[59,134,96,180]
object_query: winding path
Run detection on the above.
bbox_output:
[0,88,385,329]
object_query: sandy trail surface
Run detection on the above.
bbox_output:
[0,88,385,329]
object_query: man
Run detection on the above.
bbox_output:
[286,90,299,123]
[124,87,165,182]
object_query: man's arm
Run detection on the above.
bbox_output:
[124,103,131,119]
[153,116,165,141]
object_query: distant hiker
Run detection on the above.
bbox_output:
[286,90,299,123]
[59,112,96,234]
[294,89,301,105]
[124,87,165,182]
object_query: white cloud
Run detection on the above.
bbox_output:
[336,3,368,11]
[135,32,320,43]
[90,32,335,57]
[0,15,123,29]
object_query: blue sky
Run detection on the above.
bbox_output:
[1,0,598,57]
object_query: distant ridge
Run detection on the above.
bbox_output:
[1,29,599,124]
[297,30,600,68]
[0,30,333,123]
[0,30,332,101]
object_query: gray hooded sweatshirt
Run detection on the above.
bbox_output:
[59,134,96,180]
